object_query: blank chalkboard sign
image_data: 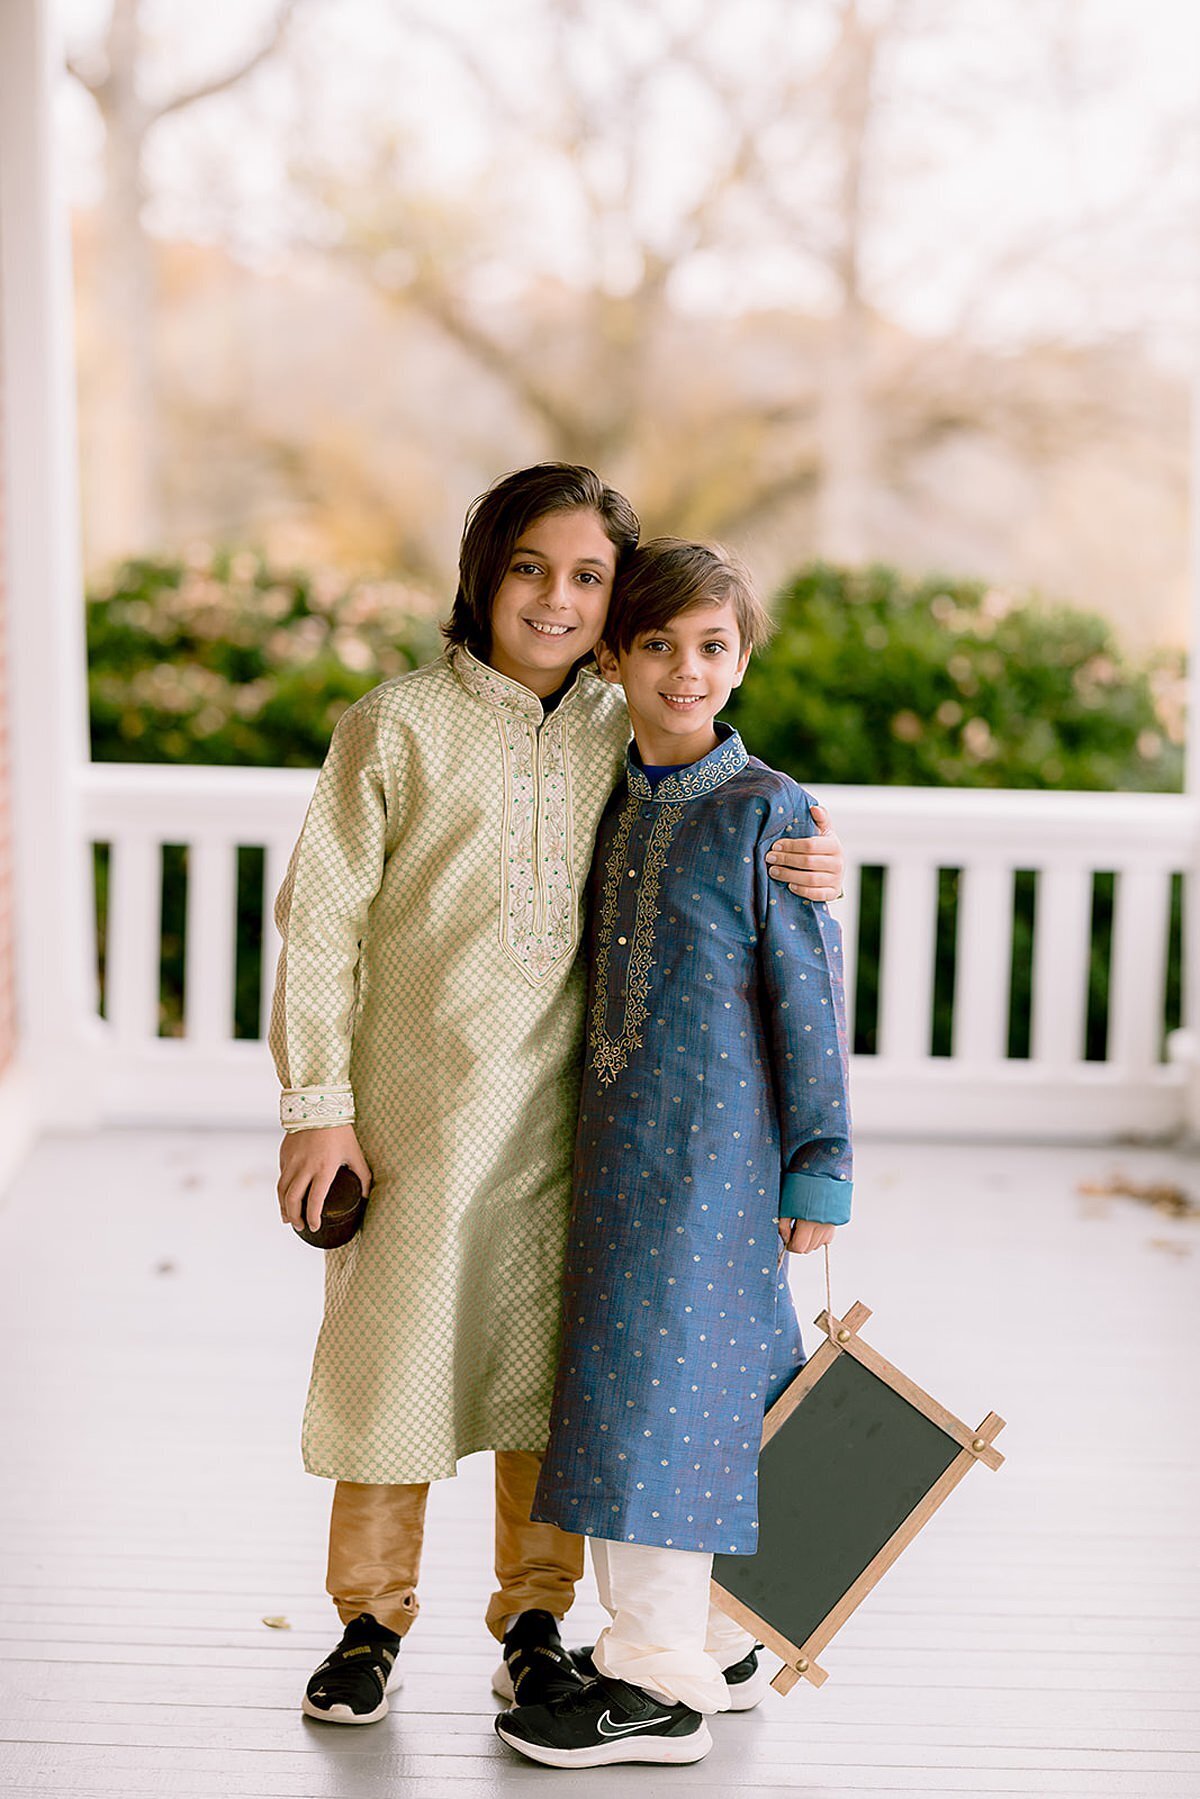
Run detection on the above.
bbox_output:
[711,1300,1005,1692]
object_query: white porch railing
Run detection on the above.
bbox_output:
[77,765,1194,1140]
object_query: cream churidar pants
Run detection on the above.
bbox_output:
[589,1538,757,1714]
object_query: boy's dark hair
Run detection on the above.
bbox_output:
[603,537,774,655]
[442,463,641,660]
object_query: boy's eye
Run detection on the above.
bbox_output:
[641,639,671,653]
[701,642,728,655]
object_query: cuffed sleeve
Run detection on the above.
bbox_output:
[779,1169,852,1225]
[280,1085,356,1132]
[268,696,399,1113]
[756,783,853,1224]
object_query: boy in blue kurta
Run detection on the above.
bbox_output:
[495,539,853,1770]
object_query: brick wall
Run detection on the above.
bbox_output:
[0,352,15,1078]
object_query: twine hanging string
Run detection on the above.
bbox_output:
[778,1230,837,1340]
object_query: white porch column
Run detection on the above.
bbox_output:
[1184,301,1200,1138]
[0,0,104,1132]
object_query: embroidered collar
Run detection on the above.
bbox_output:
[626,723,749,802]
[449,645,594,723]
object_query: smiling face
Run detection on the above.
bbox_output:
[597,597,751,767]
[487,509,618,696]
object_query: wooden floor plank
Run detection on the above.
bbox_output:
[1,1718,1196,1774]
[4,1697,1200,1751]
[5,1620,1198,1658]
[4,1672,1196,1731]
[1,1128,1198,1799]
[0,1738,1197,1796]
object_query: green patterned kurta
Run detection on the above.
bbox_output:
[270,648,629,1483]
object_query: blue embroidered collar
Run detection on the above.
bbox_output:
[449,645,593,722]
[626,723,749,802]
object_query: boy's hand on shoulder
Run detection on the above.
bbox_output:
[278,1124,372,1233]
[777,1217,837,1255]
[767,804,844,901]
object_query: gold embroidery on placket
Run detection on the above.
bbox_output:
[497,713,579,986]
[589,797,683,1085]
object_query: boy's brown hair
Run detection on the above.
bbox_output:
[603,537,774,656]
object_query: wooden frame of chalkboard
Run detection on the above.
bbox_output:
[710,1300,1005,1695]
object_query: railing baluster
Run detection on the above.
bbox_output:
[259,839,293,1045]
[1031,866,1093,1065]
[954,862,1012,1064]
[878,860,938,1062]
[1109,866,1172,1071]
[830,866,859,1042]
[107,833,162,1044]
[185,836,237,1046]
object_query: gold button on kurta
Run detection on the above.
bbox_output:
[270,649,628,1483]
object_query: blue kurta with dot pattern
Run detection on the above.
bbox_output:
[531,726,853,1555]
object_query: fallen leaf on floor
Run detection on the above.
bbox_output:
[1147,1237,1191,1258]
[1077,1175,1198,1220]
[262,1615,292,1629]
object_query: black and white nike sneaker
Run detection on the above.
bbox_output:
[302,1612,401,1724]
[491,1608,587,1707]
[494,1672,713,1768]
[571,1640,770,1710]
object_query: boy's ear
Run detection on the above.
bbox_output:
[731,646,752,689]
[596,640,622,684]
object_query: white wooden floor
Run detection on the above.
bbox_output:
[0,1127,1197,1798]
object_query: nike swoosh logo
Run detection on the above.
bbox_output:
[596,1710,659,1738]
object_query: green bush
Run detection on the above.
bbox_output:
[725,563,1183,792]
[87,548,442,766]
[89,553,1184,792]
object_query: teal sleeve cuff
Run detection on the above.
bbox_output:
[778,1172,853,1226]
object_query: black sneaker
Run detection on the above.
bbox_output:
[494,1672,713,1768]
[302,1612,401,1724]
[570,1641,769,1710]
[491,1608,586,1707]
[721,1644,771,1710]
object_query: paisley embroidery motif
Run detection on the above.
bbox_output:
[627,728,749,803]
[496,713,579,986]
[280,1085,356,1129]
[447,645,584,987]
[589,798,683,1086]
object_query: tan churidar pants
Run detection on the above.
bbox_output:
[327,1450,585,1641]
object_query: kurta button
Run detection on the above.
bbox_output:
[629,870,637,878]
[618,936,628,945]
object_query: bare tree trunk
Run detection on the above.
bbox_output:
[70,0,300,568]
[815,0,877,564]
[87,0,160,565]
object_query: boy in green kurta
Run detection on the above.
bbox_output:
[270,465,846,1725]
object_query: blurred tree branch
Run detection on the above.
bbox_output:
[68,0,300,121]
[153,2,301,121]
